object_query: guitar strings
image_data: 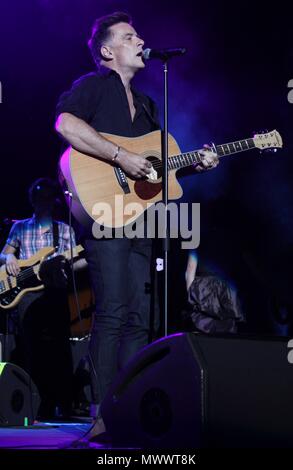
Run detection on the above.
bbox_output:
[8,266,37,284]
[149,153,200,171]
[149,142,256,171]
[7,249,80,285]
[7,249,80,286]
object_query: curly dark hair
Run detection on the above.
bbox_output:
[88,11,132,67]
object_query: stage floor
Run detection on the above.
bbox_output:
[0,419,108,450]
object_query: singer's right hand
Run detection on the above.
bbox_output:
[115,148,152,178]
[5,253,20,276]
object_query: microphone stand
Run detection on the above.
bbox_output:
[162,60,169,337]
[147,48,185,337]
[158,51,185,336]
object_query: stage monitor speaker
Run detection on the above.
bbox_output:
[101,333,293,448]
[0,362,40,426]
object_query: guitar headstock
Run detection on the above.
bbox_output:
[253,130,283,152]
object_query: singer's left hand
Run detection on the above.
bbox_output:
[193,145,219,172]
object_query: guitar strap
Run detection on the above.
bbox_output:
[52,221,59,252]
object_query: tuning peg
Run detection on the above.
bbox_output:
[253,130,262,137]
[253,129,269,136]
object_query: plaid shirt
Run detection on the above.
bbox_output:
[6,216,76,260]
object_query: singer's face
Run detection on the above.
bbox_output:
[104,22,145,71]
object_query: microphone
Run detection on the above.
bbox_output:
[142,47,186,61]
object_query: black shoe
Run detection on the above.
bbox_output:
[88,431,111,446]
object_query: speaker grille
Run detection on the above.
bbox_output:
[140,388,173,438]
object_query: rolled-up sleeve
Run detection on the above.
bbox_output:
[56,73,102,124]
[6,222,21,249]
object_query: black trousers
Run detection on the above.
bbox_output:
[84,237,158,404]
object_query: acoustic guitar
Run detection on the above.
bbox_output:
[59,130,282,229]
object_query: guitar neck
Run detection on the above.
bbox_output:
[168,137,256,171]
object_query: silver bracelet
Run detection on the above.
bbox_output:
[112,146,121,162]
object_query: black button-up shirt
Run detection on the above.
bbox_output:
[56,68,160,137]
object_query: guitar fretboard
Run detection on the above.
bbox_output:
[168,138,255,170]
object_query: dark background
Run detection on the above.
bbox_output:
[0,0,292,335]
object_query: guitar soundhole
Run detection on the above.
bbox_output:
[134,156,162,200]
